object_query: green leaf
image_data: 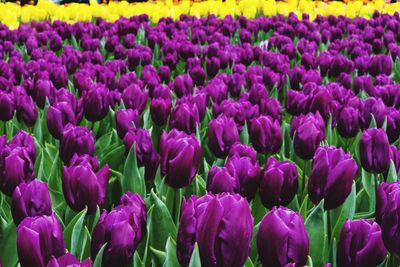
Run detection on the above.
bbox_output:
[249,222,260,263]
[387,160,398,183]
[299,194,308,221]
[0,222,18,267]
[240,122,249,145]
[251,192,267,224]
[122,145,146,197]
[150,246,166,264]
[163,237,180,267]
[305,201,328,266]
[244,257,255,267]
[307,256,314,267]
[188,243,201,267]
[149,190,177,251]
[93,243,107,267]
[64,208,87,253]
[99,144,125,170]
[331,181,356,243]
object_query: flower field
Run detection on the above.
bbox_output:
[1,1,400,267]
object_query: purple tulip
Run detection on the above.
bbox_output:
[12,180,52,225]
[34,79,56,109]
[121,84,148,114]
[368,55,392,76]
[292,112,325,160]
[337,219,387,267]
[17,213,66,267]
[206,166,238,194]
[159,65,171,84]
[206,57,221,77]
[123,128,160,180]
[208,115,240,158]
[159,129,201,188]
[228,143,257,162]
[249,115,282,154]
[0,90,15,121]
[308,146,358,210]
[359,128,390,174]
[16,94,37,127]
[46,253,92,267]
[91,193,146,267]
[0,146,35,196]
[169,102,200,134]
[115,109,140,139]
[150,85,172,126]
[9,130,36,162]
[82,84,111,122]
[47,102,78,140]
[177,193,253,267]
[337,107,360,138]
[59,124,95,164]
[260,157,298,209]
[257,207,309,267]
[225,151,261,201]
[189,65,206,86]
[354,75,374,95]
[173,74,194,98]
[63,155,109,213]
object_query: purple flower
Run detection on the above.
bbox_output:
[63,155,109,213]
[59,124,95,164]
[17,213,66,267]
[249,115,282,154]
[368,55,392,76]
[208,115,240,158]
[206,166,238,194]
[121,84,148,114]
[337,219,387,267]
[115,109,140,139]
[46,253,91,267]
[123,128,160,180]
[177,193,253,267]
[47,102,78,140]
[169,102,200,135]
[91,193,146,267]
[159,129,201,188]
[83,84,111,122]
[260,157,298,209]
[0,90,15,121]
[257,207,309,267]
[9,130,36,162]
[359,128,390,174]
[173,74,194,98]
[337,107,360,138]
[308,146,358,209]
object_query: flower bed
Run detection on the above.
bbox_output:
[0,11,400,267]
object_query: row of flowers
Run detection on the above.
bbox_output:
[1,10,400,267]
[0,0,400,28]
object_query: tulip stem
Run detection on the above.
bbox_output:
[302,160,308,199]
[172,188,177,223]
[3,121,6,138]
[327,210,332,245]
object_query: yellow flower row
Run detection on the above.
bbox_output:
[0,0,399,29]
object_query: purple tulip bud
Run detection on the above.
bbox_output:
[386,108,400,143]
[121,84,148,114]
[208,115,240,158]
[16,94,37,127]
[115,109,140,139]
[189,65,206,86]
[34,79,56,109]
[47,102,78,140]
[376,181,400,225]
[12,180,52,225]
[206,57,221,77]
[9,130,36,162]
[205,77,228,104]
[257,207,309,267]
[63,155,109,213]
[207,166,238,194]
[226,153,261,200]
[83,85,111,122]
[177,193,253,267]
[359,98,387,130]
[359,128,390,174]
[49,34,62,52]
[285,90,309,116]
[249,115,282,154]
[337,107,360,138]
[159,65,171,84]
[123,128,160,180]
[59,124,95,164]
[260,157,298,209]
[150,86,172,127]
[169,102,200,135]
[173,74,194,98]
[337,219,387,267]
[17,213,66,267]
[368,55,392,76]
[47,253,92,267]
[0,90,15,121]
[292,112,325,160]
[308,146,358,210]
[0,146,35,196]
[228,143,257,162]
[91,193,146,267]
[160,129,201,188]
